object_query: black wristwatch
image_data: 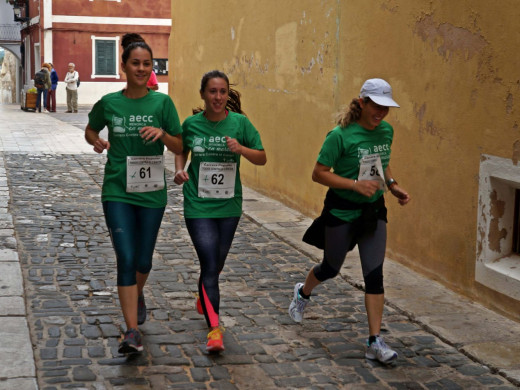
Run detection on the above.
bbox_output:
[386,178,398,189]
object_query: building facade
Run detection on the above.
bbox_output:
[8,0,171,104]
[169,0,520,321]
[0,1,22,104]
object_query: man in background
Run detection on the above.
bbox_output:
[64,63,79,113]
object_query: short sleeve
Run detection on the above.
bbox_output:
[161,96,182,136]
[241,116,264,150]
[87,100,106,132]
[317,130,343,168]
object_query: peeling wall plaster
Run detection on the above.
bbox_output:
[513,140,520,165]
[414,14,487,61]
[488,190,507,252]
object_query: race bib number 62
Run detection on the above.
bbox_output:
[198,162,237,198]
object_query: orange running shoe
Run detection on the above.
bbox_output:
[206,328,224,352]
[196,296,203,315]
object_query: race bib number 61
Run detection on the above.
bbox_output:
[126,155,165,193]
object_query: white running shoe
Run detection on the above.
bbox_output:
[288,282,309,323]
[365,336,398,364]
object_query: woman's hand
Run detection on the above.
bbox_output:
[226,136,267,165]
[174,170,189,185]
[85,124,109,153]
[93,138,109,154]
[390,185,411,205]
[225,136,243,155]
[352,180,381,198]
[140,126,165,142]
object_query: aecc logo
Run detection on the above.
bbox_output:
[129,115,154,123]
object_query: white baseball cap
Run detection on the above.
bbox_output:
[359,78,400,108]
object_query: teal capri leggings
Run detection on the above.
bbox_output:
[103,201,165,286]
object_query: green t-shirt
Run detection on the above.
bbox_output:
[317,121,394,222]
[182,111,264,218]
[88,90,182,208]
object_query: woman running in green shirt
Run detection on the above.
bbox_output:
[174,70,266,352]
[85,38,183,354]
[289,78,410,364]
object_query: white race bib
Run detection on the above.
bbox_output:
[198,162,237,198]
[358,153,385,189]
[126,155,165,193]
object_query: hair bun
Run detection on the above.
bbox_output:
[121,33,145,49]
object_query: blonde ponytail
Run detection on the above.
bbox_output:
[336,97,368,128]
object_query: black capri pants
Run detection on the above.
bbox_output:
[313,219,386,294]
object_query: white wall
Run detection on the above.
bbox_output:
[55,82,169,105]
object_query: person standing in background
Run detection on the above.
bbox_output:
[147,70,159,91]
[46,63,58,112]
[34,64,51,113]
[64,63,79,113]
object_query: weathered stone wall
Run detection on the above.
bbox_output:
[169,1,520,319]
[0,50,17,104]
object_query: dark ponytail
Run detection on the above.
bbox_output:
[226,88,243,114]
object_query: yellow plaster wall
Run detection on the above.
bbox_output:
[169,1,520,318]
[170,0,338,212]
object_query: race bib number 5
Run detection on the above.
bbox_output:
[358,153,385,189]
[126,155,165,193]
[198,162,237,198]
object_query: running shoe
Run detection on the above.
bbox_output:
[196,296,203,315]
[138,295,146,325]
[288,282,309,323]
[118,328,143,354]
[206,327,225,353]
[365,336,398,364]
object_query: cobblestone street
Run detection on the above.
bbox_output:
[1,104,519,389]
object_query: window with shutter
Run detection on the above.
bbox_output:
[91,36,120,79]
[95,40,116,75]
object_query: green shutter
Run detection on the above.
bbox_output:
[95,40,116,76]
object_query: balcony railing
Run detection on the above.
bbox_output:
[0,24,21,44]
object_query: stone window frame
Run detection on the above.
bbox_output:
[476,154,520,300]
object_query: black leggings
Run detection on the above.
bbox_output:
[185,217,240,327]
[313,219,386,294]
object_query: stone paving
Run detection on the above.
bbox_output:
[0,103,519,389]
